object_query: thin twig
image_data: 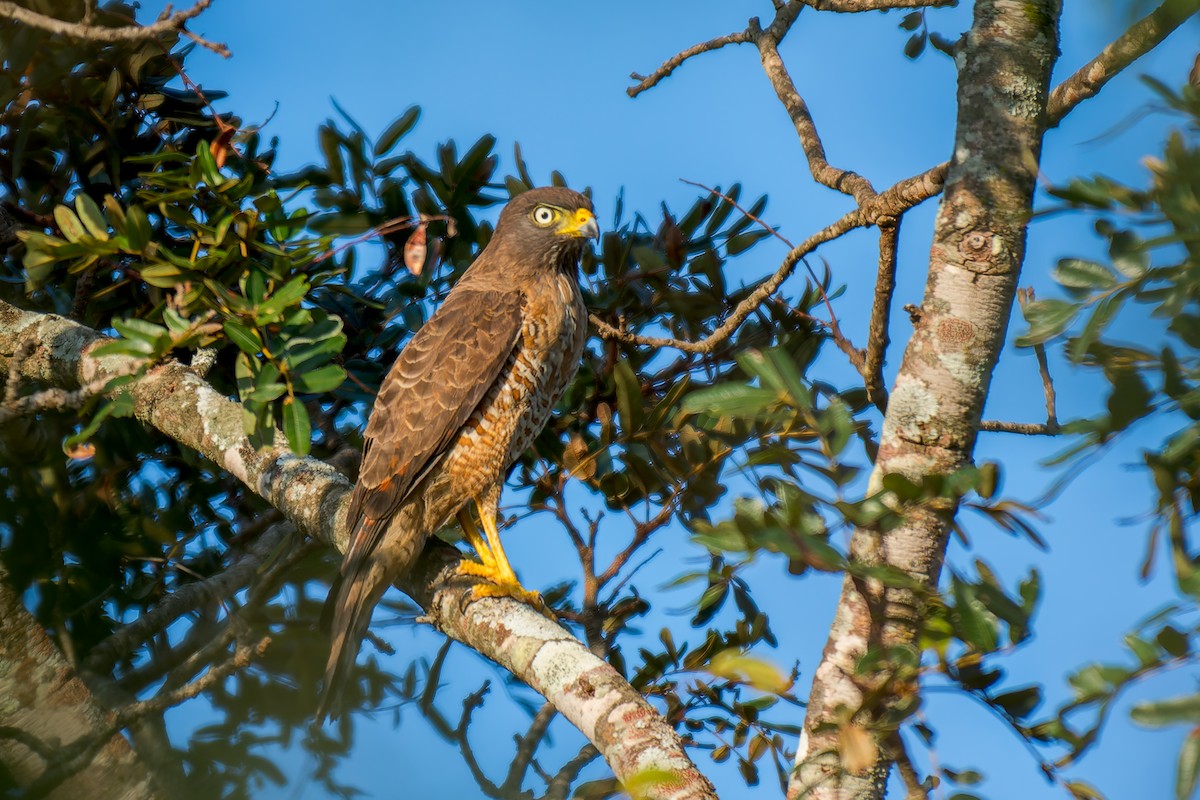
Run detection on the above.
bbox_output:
[679,179,856,355]
[503,702,557,795]
[542,744,602,800]
[85,524,289,674]
[863,218,900,412]
[890,731,930,800]
[117,637,270,722]
[979,288,1060,436]
[0,348,143,425]
[627,30,754,98]
[798,0,956,9]
[455,682,502,797]
[0,726,56,760]
[313,214,455,264]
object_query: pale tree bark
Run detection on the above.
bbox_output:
[0,569,160,800]
[789,1,1062,798]
[0,299,716,800]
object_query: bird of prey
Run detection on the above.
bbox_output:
[318,187,599,720]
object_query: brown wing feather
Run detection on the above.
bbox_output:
[342,287,524,566]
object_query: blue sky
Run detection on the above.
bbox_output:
[148,2,1200,798]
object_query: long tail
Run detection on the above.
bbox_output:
[316,554,390,723]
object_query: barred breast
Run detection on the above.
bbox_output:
[418,274,587,529]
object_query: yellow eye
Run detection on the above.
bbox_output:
[532,205,557,227]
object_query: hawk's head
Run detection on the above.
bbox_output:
[491,187,598,275]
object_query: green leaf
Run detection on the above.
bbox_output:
[1109,230,1149,278]
[74,194,109,241]
[124,205,151,252]
[992,686,1042,719]
[139,263,185,288]
[726,229,771,256]
[613,359,644,434]
[223,320,263,354]
[282,397,312,456]
[284,337,347,375]
[374,106,421,156]
[740,348,810,406]
[1016,299,1078,347]
[1053,258,1116,290]
[54,205,87,243]
[1132,695,1200,728]
[307,213,373,235]
[951,576,999,653]
[1177,730,1200,800]
[112,318,169,355]
[681,384,779,418]
[256,276,310,321]
[1069,292,1122,362]
[1107,369,1153,431]
[319,125,344,183]
[291,364,346,394]
[196,139,221,185]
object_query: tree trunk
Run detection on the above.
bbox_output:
[0,569,160,799]
[789,2,1063,798]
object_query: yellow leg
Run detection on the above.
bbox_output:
[479,502,518,584]
[455,509,496,576]
[452,501,551,617]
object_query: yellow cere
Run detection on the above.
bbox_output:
[557,207,598,238]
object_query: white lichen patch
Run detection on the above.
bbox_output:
[885,375,939,430]
[937,351,982,386]
[529,637,601,698]
[464,599,568,675]
[222,445,248,486]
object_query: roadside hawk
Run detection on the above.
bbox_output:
[318,187,598,720]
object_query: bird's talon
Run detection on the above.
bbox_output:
[461,578,555,619]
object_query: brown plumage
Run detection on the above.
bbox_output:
[318,187,598,721]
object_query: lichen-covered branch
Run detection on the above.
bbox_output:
[1047,0,1200,127]
[788,3,1063,800]
[798,0,956,10]
[0,566,161,800]
[0,298,716,800]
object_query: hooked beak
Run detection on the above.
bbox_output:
[558,207,600,241]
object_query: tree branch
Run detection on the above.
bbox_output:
[591,202,868,353]
[627,30,754,98]
[0,298,716,800]
[1046,0,1200,127]
[863,218,900,411]
[798,0,956,10]
[0,0,230,57]
[750,13,877,204]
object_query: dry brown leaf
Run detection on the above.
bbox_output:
[66,442,96,461]
[404,223,427,276]
[562,433,595,480]
[837,723,877,775]
[210,126,236,170]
